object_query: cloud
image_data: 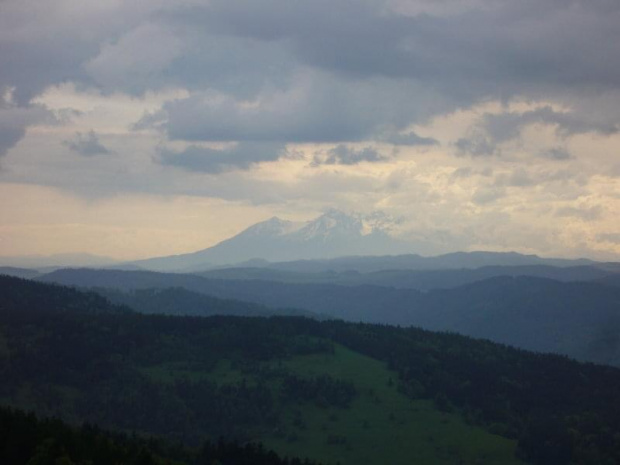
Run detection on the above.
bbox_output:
[597,233,620,244]
[139,75,443,144]
[0,100,54,157]
[493,168,536,188]
[456,105,618,157]
[84,23,184,94]
[312,145,385,166]
[455,133,498,157]
[483,106,618,142]
[540,147,571,161]
[382,131,438,146]
[191,0,620,96]
[450,167,494,180]
[3,0,620,153]
[157,142,287,173]
[555,205,603,221]
[63,131,112,157]
[471,186,506,205]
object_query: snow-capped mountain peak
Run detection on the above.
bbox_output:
[239,216,304,237]
[294,209,364,241]
[130,209,412,270]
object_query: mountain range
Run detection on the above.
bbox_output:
[2,210,615,273]
[39,267,620,366]
[0,253,119,269]
[127,210,604,272]
[129,209,413,271]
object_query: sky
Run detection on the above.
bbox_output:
[1,0,620,261]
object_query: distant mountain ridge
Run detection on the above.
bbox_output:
[128,209,602,272]
[129,209,413,271]
[0,253,119,269]
[254,251,598,273]
[39,268,620,366]
[196,264,616,290]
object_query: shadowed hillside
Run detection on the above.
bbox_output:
[40,269,620,366]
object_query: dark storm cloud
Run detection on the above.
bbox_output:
[184,0,620,92]
[126,0,620,150]
[455,134,498,157]
[2,0,620,164]
[0,101,54,157]
[312,145,385,166]
[456,105,617,157]
[0,2,153,104]
[483,107,619,143]
[382,131,438,146]
[63,131,112,157]
[157,142,287,173]
[139,76,443,144]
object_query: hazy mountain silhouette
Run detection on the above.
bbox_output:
[0,253,119,269]
[129,210,412,271]
[195,264,615,290]
[127,209,603,272]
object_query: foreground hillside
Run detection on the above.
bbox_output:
[3,276,620,464]
[0,406,320,465]
[40,268,620,365]
[0,277,519,465]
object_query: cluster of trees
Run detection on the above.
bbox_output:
[0,406,322,465]
[280,374,357,408]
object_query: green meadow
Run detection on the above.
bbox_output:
[143,343,522,465]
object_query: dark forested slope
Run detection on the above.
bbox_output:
[96,286,318,319]
[3,275,620,464]
[39,269,620,365]
[0,406,320,465]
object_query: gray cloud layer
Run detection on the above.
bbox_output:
[312,145,385,166]
[157,142,287,173]
[457,105,619,157]
[0,101,54,157]
[63,131,112,157]
[2,0,620,167]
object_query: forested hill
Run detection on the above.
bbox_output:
[0,274,131,315]
[0,266,41,279]
[596,273,620,288]
[0,274,315,319]
[0,406,321,465]
[3,277,620,464]
[39,268,620,366]
[96,287,319,319]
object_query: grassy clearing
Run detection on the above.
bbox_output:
[140,343,522,465]
[261,344,522,465]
